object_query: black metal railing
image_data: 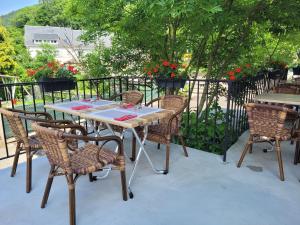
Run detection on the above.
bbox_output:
[0,74,270,161]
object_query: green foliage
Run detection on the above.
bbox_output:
[81,46,110,78]
[32,43,57,68]
[180,101,228,154]
[68,0,300,79]
[0,26,17,75]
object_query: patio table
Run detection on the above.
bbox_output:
[254,93,300,106]
[44,99,174,198]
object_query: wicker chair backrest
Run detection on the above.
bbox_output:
[245,103,289,139]
[32,123,72,174]
[0,108,29,147]
[122,90,144,105]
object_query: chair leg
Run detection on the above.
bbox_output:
[67,175,76,225]
[26,149,32,193]
[120,170,128,201]
[275,140,284,181]
[41,165,55,208]
[157,143,160,149]
[178,135,188,157]
[165,142,170,174]
[237,137,252,167]
[131,136,136,161]
[294,140,300,165]
[11,142,21,177]
[89,173,94,182]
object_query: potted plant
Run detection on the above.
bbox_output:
[225,64,258,98]
[27,61,78,92]
[144,60,188,89]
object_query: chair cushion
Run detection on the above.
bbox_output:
[70,144,117,174]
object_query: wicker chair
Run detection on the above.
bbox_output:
[136,95,189,173]
[0,108,73,193]
[237,103,295,181]
[32,122,127,225]
[273,86,300,94]
[109,90,144,160]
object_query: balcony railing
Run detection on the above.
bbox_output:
[0,74,270,161]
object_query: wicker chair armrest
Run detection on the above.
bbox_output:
[38,122,87,136]
[10,108,53,120]
[166,102,187,133]
[19,114,73,125]
[109,93,122,101]
[145,97,161,106]
[62,134,124,157]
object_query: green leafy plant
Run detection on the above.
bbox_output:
[178,101,231,154]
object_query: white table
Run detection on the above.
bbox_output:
[44,99,174,198]
[254,93,300,106]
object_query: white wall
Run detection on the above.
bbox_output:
[28,47,93,63]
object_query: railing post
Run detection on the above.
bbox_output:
[223,81,231,162]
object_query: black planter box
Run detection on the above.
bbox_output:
[293,66,300,75]
[39,77,76,92]
[155,78,187,89]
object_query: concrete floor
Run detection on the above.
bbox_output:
[0,131,300,225]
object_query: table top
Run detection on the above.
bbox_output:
[255,93,300,106]
[44,100,174,129]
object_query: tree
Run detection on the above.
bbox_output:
[0,26,17,75]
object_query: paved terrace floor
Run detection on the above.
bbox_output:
[0,131,300,225]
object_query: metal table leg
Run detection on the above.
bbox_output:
[127,125,166,199]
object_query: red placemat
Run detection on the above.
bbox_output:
[71,105,93,110]
[114,114,137,121]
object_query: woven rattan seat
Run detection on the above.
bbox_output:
[237,103,297,181]
[70,144,118,174]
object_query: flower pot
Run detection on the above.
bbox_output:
[155,78,187,89]
[293,66,300,75]
[39,77,76,92]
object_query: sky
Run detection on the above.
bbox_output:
[0,0,39,16]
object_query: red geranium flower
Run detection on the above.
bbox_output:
[153,68,158,73]
[27,69,36,77]
[235,67,242,73]
[227,71,235,76]
[162,61,170,67]
[147,71,152,76]
[170,72,176,78]
[47,62,54,68]
[170,63,177,70]
[68,65,75,72]
[72,69,78,74]
[229,75,236,80]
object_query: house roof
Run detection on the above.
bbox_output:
[24,25,95,49]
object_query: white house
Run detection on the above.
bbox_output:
[24,25,111,63]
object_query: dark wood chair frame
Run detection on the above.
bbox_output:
[136,95,189,173]
[33,122,127,225]
[0,108,73,193]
